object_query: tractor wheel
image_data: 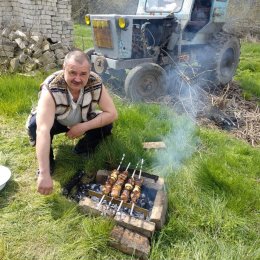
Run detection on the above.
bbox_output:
[210,32,240,86]
[84,47,95,61]
[84,48,96,72]
[124,63,167,101]
[84,48,111,82]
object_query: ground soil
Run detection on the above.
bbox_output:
[196,82,260,147]
[110,80,260,148]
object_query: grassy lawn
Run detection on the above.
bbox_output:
[0,26,259,260]
[73,25,93,51]
[235,42,260,98]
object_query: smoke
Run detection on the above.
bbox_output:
[152,115,199,176]
[151,51,214,177]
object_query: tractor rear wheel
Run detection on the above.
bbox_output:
[124,63,167,101]
[196,32,240,89]
[213,32,240,85]
[209,32,240,86]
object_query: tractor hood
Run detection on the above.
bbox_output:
[88,14,177,59]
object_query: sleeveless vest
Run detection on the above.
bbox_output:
[41,70,102,122]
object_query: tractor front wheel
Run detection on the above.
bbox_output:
[124,63,167,101]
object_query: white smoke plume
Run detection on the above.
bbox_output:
[152,115,199,176]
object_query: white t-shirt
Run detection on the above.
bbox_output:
[58,89,84,127]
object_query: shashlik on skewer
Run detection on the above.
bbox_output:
[110,163,130,199]
[105,162,130,208]
[130,177,144,204]
[130,159,144,215]
[98,154,125,207]
[120,160,140,203]
[101,169,119,195]
[120,177,135,203]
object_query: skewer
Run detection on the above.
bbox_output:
[97,154,126,207]
[116,200,124,213]
[97,194,106,207]
[130,159,144,216]
[125,162,131,171]
[117,153,125,171]
[108,197,113,207]
[131,160,140,178]
[138,159,144,179]
[130,202,135,216]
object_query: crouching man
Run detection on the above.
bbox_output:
[26,50,118,195]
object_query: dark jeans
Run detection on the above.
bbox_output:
[27,113,113,160]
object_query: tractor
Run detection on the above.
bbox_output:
[85,0,240,101]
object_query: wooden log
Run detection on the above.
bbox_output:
[109,225,150,260]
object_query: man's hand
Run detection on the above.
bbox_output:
[37,174,53,195]
[66,123,86,139]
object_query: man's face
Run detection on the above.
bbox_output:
[63,59,90,92]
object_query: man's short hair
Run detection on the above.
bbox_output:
[64,49,90,66]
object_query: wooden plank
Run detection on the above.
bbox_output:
[142,142,166,149]
[109,225,150,260]
[114,214,155,238]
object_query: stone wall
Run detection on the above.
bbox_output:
[0,0,73,46]
[225,0,260,37]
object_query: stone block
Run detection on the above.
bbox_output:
[114,213,155,238]
[10,57,20,72]
[15,38,27,49]
[150,190,168,230]
[50,42,63,50]
[19,53,28,64]
[109,225,150,260]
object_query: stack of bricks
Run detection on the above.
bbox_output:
[0,0,73,72]
[0,27,70,73]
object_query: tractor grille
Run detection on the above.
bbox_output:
[93,19,113,49]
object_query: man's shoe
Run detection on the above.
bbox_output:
[73,138,99,156]
[72,146,94,157]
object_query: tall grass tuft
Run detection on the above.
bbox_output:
[0,74,43,116]
[235,42,260,98]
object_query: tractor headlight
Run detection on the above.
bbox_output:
[85,15,91,26]
[118,17,129,30]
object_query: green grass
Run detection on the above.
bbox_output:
[0,26,259,260]
[235,42,260,98]
[0,75,42,116]
[73,25,93,51]
[0,72,260,260]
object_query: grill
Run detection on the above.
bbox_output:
[92,19,113,49]
[62,161,167,259]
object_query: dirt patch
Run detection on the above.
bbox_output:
[197,82,260,147]
[109,80,260,147]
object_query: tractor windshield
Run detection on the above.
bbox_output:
[145,0,184,13]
